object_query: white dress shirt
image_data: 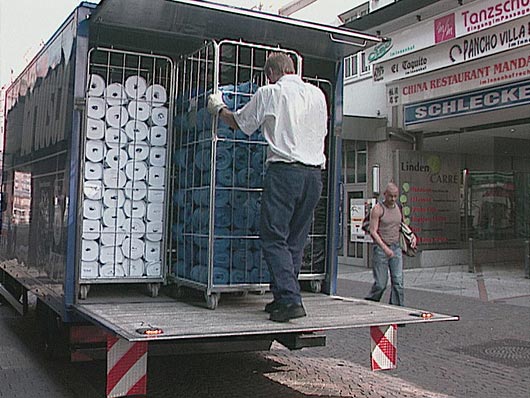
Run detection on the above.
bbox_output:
[233,74,328,167]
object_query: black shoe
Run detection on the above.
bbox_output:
[264,301,281,313]
[270,303,306,323]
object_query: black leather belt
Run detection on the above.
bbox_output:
[271,161,321,169]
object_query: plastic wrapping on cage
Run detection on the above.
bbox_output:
[84,180,103,200]
[105,128,129,148]
[87,97,106,119]
[100,226,127,246]
[88,74,105,97]
[104,83,128,106]
[106,106,129,128]
[87,118,105,139]
[125,120,149,141]
[125,75,147,99]
[100,245,125,264]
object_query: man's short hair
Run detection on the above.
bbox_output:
[265,53,295,76]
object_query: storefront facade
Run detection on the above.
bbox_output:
[341,0,530,268]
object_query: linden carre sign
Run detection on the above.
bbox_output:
[404,79,530,125]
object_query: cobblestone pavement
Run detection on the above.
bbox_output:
[0,263,529,397]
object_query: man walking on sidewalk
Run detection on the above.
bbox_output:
[365,182,405,306]
[208,53,328,322]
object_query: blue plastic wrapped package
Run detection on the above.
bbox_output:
[190,265,207,283]
[230,269,246,284]
[195,107,213,131]
[213,267,230,285]
[215,189,231,208]
[232,249,249,270]
[214,206,232,228]
[215,146,233,170]
[216,168,233,187]
[213,249,230,269]
[216,127,233,139]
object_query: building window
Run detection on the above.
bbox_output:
[344,54,358,79]
[343,140,367,184]
[359,51,371,75]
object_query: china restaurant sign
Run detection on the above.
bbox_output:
[367,0,530,65]
[386,46,530,106]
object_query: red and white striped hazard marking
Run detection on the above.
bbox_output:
[370,324,397,371]
[106,336,148,398]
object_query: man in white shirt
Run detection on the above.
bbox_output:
[208,53,328,322]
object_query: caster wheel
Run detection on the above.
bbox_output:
[205,292,220,310]
[309,280,322,293]
[148,283,160,298]
[79,285,90,300]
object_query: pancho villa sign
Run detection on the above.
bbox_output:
[373,16,530,83]
[367,0,530,65]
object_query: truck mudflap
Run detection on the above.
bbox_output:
[73,293,458,342]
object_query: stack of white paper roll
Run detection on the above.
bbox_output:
[81,71,169,280]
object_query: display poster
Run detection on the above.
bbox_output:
[397,150,461,249]
[350,198,374,243]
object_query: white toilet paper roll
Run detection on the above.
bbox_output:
[88,74,105,97]
[105,148,129,169]
[145,84,167,107]
[146,221,163,241]
[99,264,115,278]
[100,226,127,246]
[80,261,99,279]
[124,199,146,218]
[145,240,161,262]
[125,75,147,99]
[125,120,148,141]
[125,258,145,277]
[124,180,147,201]
[86,140,105,162]
[128,143,149,161]
[102,207,126,228]
[145,262,162,277]
[87,118,105,139]
[123,218,145,237]
[149,147,166,167]
[81,239,99,262]
[147,203,164,221]
[87,97,106,119]
[100,245,125,264]
[106,106,129,128]
[82,219,101,240]
[103,168,127,188]
[125,160,147,180]
[150,106,168,126]
[105,127,128,148]
[148,167,165,187]
[84,180,103,200]
[122,237,145,260]
[149,126,167,146]
[128,100,151,121]
[83,200,102,220]
[103,189,126,208]
[85,161,103,180]
[104,83,127,106]
[147,189,165,203]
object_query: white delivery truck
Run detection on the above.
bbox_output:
[0,1,458,397]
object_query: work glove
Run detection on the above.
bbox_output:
[207,92,227,115]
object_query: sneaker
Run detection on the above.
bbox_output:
[270,303,306,323]
[264,301,281,313]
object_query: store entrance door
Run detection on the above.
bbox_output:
[338,186,369,268]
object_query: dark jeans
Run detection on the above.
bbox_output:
[260,162,323,305]
[366,243,404,306]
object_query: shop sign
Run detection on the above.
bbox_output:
[367,0,530,65]
[387,46,530,106]
[396,150,461,249]
[373,16,530,83]
[404,79,530,125]
[350,198,374,243]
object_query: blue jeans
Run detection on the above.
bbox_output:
[260,162,322,305]
[366,243,404,306]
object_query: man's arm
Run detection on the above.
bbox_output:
[218,108,239,130]
[369,204,395,258]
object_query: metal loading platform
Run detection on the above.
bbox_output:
[73,292,459,342]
